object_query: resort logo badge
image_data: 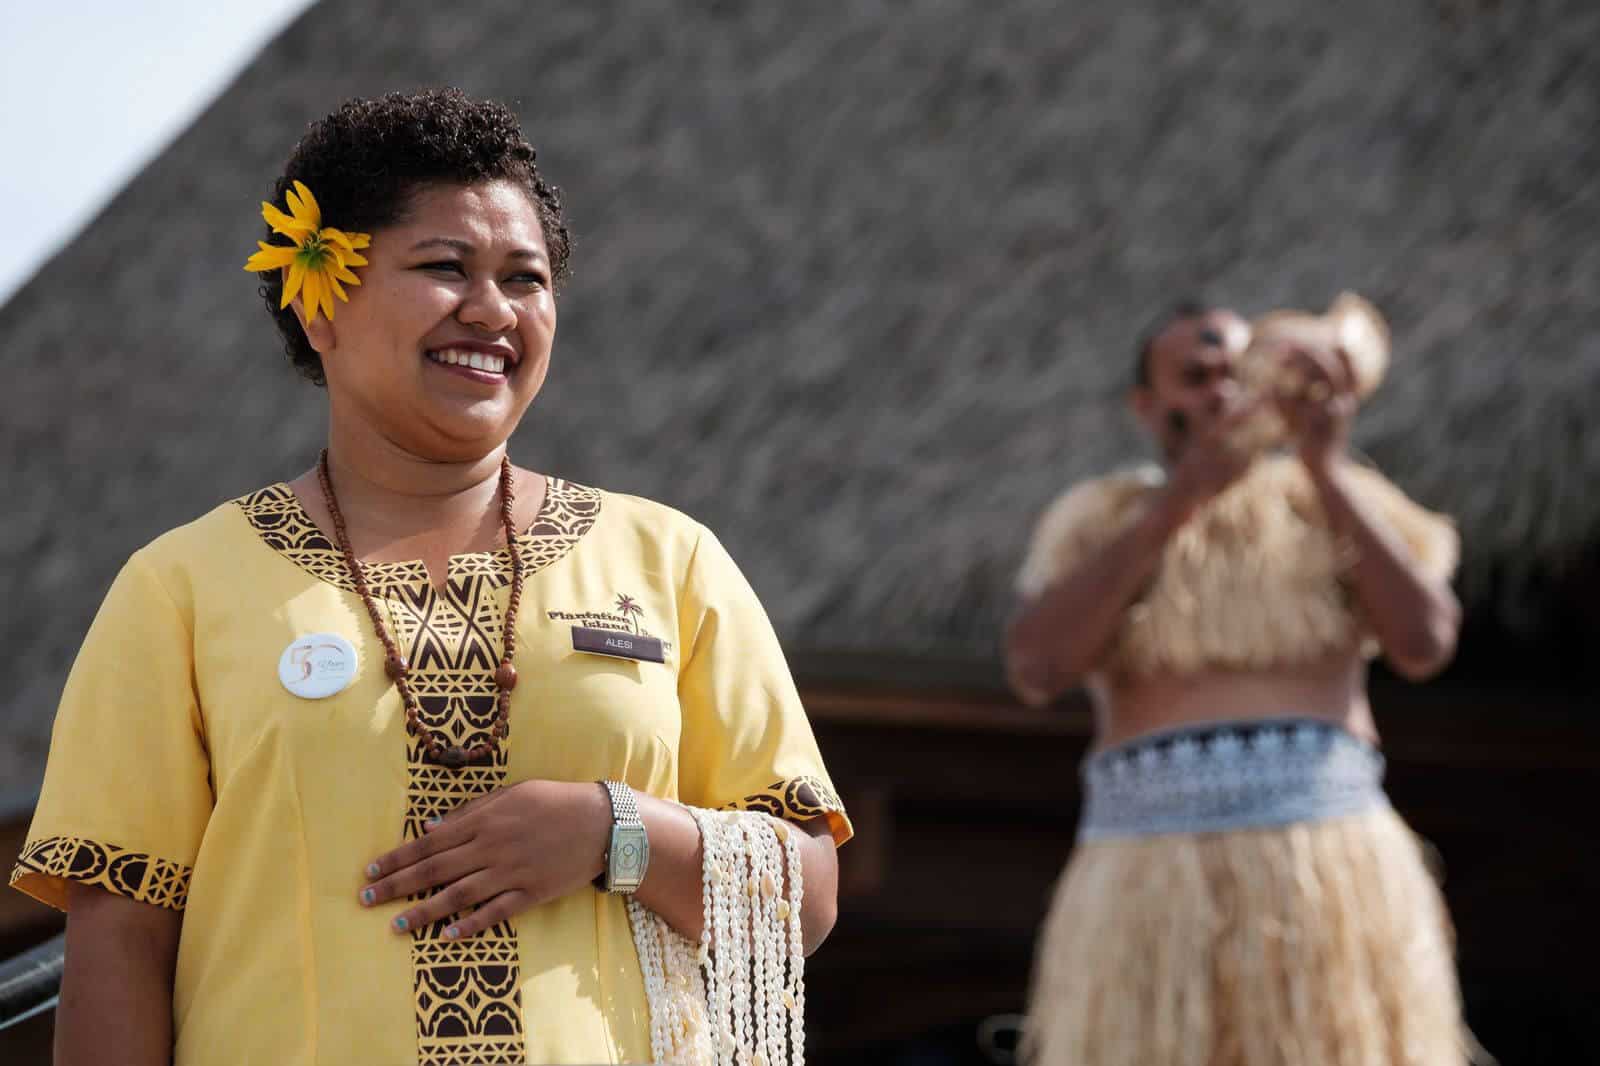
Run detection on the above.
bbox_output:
[278,632,359,699]
[549,593,673,663]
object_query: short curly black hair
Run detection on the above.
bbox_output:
[253,88,571,385]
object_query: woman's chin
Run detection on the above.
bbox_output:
[388,406,524,464]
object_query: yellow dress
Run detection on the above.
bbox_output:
[11,477,851,1066]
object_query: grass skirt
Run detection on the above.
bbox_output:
[1023,807,1471,1066]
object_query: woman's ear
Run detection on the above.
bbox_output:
[290,299,336,356]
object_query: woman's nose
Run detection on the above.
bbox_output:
[457,281,517,333]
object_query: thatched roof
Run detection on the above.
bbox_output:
[2,0,1596,788]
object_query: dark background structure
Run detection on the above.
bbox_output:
[2,1,1596,1062]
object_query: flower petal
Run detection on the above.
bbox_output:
[288,181,322,228]
[327,229,372,252]
[322,227,357,252]
[302,271,324,322]
[262,202,314,239]
[281,260,307,310]
[340,249,369,268]
[244,244,299,272]
[319,273,337,320]
[327,272,349,303]
[330,261,362,285]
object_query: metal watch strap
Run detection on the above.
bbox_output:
[598,780,649,894]
[602,779,642,829]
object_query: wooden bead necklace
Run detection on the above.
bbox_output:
[317,449,524,769]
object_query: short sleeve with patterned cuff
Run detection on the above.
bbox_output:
[10,552,212,912]
[674,528,851,847]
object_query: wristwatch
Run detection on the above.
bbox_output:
[597,780,650,894]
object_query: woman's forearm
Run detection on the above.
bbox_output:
[57,882,182,1066]
[633,795,839,954]
[631,792,708,942]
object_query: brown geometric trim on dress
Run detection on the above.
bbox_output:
[726,776,846,825]
[234,477,602,593]
[10,835,191,911]
[393,572,535,1064]
[236,475,603,1065]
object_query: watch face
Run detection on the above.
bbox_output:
[611,825,649,883]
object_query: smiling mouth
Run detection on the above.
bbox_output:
[426,347,511,376]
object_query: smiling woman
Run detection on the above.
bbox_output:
[305,179,560,466]
[11,89,849,1066]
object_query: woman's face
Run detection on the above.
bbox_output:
[305,179,557,462]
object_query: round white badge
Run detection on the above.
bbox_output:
[278,632,359,699]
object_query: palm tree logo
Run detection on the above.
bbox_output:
[614,594,644,635]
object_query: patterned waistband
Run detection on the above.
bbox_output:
[1077,718,1388,842]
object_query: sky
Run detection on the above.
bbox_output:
[0,1,317,306]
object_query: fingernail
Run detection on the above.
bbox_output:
[360,888,376,906]
[393,916,409,932]
[366,863,381,879]
[425,817,441,829]
[445,925,461,940]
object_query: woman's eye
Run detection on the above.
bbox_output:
[509,273,547,289]
[421,261,465,275]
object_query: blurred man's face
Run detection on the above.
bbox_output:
[1131,309,1250,460]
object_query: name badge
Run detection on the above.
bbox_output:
[278,632,359,699]
[572,626,665,664]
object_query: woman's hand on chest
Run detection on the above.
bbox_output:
[358,779,610,940]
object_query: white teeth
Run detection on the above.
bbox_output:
[429,348,509,374]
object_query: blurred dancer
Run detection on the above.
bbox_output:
[1007,302,1473,1065]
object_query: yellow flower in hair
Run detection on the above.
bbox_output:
[242,181,371,323]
